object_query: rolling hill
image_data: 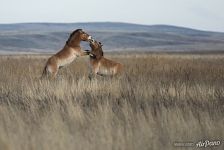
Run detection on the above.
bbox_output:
[0,22,224,54]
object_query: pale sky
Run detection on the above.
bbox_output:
[0,0,223,32]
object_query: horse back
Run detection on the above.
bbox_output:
[99,57,124,75]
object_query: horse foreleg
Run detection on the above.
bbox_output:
[80,50,90,56]
[88,68,98,80]
[88,72,94,80]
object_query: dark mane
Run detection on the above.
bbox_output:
[101,49,104,56]
[96,42,104,58]
[98,42,104,56]
[96,46,104,59]
[66,29,82,44]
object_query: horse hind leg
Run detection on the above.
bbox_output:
[41,64,58,80]
[49,64,59,79]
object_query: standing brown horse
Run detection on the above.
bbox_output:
[42,29,93,79]
[88,40,123,79]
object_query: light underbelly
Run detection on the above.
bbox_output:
[59,55,77,67]
[98,67,115,76]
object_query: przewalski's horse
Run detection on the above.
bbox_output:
[42,29,93,79]
[87,40,123,79]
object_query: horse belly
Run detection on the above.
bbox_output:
[59,55,77,67]
[98,67,114,76]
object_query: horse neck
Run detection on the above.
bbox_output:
[67,36,81,48]
[91,57,101,64]
[96,55,103,60]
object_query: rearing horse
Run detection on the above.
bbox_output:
[42,29,93,79]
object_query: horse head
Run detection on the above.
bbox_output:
[89,40,104,59]
[66,29,93,47]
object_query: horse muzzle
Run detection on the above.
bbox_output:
[88,36,95,43]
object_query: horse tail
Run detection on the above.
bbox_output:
[41,65,48,79]
[117,63,124,74]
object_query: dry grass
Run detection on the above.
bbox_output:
[0,53,224,150]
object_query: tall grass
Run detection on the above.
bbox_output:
[0,54,223,150]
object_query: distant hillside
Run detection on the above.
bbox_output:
[0,22,224,54]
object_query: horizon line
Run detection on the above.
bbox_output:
[0,21,222,33]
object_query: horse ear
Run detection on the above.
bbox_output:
[99,42,103,47]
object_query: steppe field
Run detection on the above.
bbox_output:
[0,53,223,150]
